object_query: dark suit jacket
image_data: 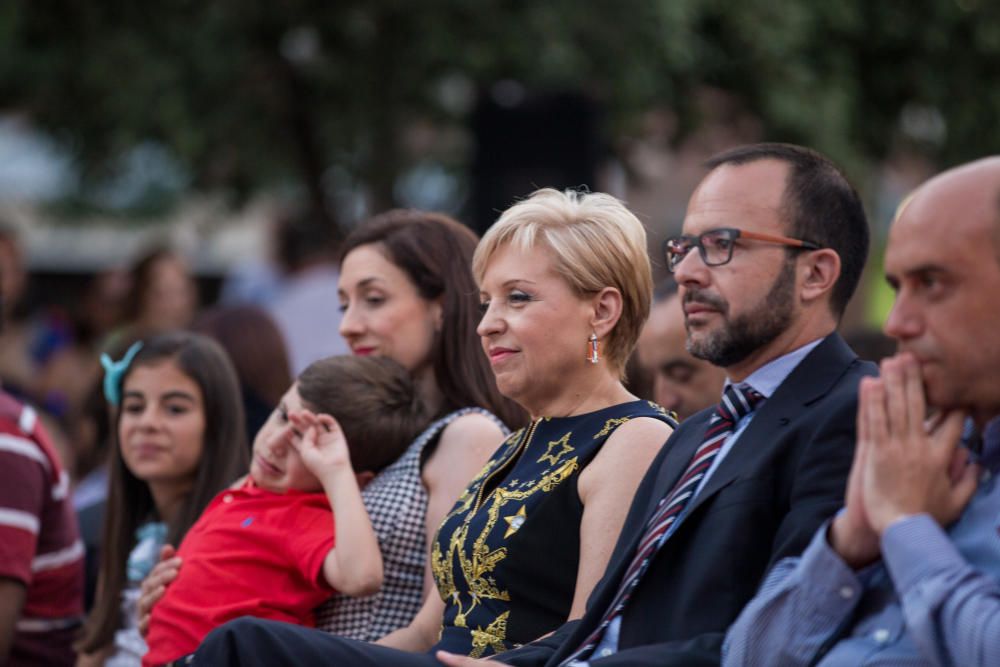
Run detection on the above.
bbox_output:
[499,333,877,667]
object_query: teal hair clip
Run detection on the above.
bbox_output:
[100,341,143,406]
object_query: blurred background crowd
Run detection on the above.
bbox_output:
[0,0,998,541]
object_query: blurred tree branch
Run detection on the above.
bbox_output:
[1,0,998,231]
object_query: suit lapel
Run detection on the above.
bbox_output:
[579,410,713,617]
[645,411,713,517]
[560,335,860,660]
[679,333,858,519]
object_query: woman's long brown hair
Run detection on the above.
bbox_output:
[77,332,248,654]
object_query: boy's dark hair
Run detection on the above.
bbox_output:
[297,355,430,473]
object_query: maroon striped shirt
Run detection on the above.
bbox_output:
[0,391,83,666]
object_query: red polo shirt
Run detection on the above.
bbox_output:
[144,479,336,665]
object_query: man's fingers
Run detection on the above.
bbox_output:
[931,410,968,464]
[947,444,971,483]
[881,358,909,437]
[901,354,926,438]
[867,379,889,448]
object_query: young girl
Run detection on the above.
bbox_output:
[76,332,248,666]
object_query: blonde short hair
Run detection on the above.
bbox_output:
[473,188,652,375]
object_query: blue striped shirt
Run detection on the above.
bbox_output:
[723,418,1000,667]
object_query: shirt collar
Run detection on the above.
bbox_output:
[725,337,825,399]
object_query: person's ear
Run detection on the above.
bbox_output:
[355,470,376,490]
[590,287,624,339]
[431,297,444,333]
[799,249,840,305]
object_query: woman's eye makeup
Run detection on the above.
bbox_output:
[508,290,533,304]
[478,288,535,315]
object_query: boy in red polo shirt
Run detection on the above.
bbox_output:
[143,356,429,666]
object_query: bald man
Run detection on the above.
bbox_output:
[637,291,726,419]
[725,156,1000,666]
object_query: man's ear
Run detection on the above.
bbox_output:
[355,470,376,490]
[799,248,841,305]
[590,287,624,339]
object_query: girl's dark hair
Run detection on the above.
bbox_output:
[298,355,430,473]
[341,211,526,429]
[77,332,248,653]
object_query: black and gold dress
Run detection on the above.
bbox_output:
[430,400,677,657]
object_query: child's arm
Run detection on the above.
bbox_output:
[290,411,383,597]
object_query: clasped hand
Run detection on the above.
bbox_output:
[831,353,979,568]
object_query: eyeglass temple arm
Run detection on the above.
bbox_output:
[738,230,821,249]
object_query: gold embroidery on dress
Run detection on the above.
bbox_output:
[469,611,510,658]
[536,433,573,465]
[593,416,631,438]
[431,418,586,654]
[503,506,526,538]
[647,401,677,422]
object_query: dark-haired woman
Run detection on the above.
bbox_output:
[76,333,247,665]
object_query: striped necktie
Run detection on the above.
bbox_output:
[562,383,764,664]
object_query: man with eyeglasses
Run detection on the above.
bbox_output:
[725,157,1000,666]
[435,142,877,667]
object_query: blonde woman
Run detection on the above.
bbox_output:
[194,189,677,666]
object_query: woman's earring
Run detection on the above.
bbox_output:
[587,332,599,364]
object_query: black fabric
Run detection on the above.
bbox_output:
[498,334,876,667]
[432,399,676,657]
[194,617,441,667]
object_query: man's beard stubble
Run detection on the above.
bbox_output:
[684,259,796,368]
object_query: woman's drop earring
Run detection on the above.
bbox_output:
[588,333,599,364]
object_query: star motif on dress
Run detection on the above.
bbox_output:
[503,505,527,539]
[536,433,573,466]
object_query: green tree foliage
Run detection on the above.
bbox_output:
[1,0,997,225]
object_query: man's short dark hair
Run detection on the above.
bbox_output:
[705,143,870,318]
[297,356,430,473]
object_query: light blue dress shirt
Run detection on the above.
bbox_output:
[573,339,824,664]
[723,417,1000,667]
